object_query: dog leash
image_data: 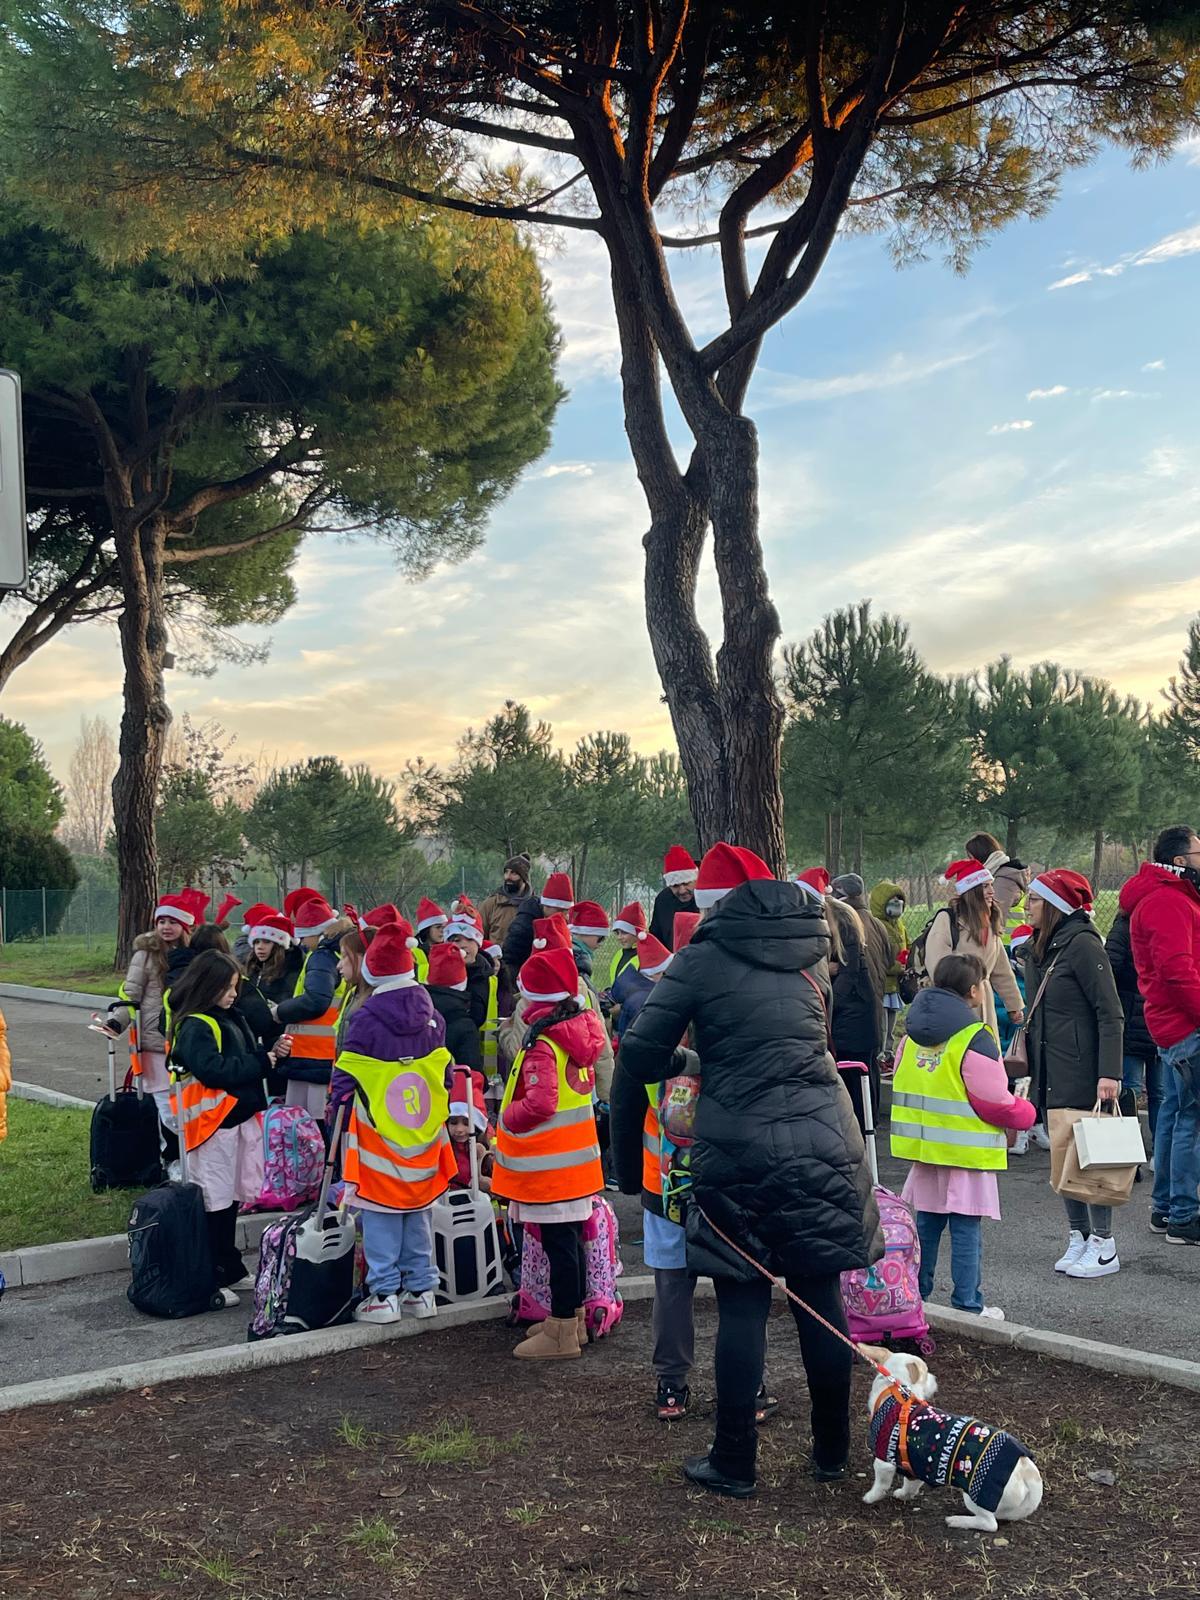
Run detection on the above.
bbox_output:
[697,1206,904,1391]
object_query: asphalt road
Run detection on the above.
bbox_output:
[2,993,1197,1386]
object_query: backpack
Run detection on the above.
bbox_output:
[513,1195,625,1340]
[905,906,958,991]
[241,1102,325,1213]
[658,1061,700,1225]
[840,1187,933,1352]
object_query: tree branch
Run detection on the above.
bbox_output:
[425,109,575,153]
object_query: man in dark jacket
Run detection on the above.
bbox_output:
[1122,826,1200,1244]
[620,851,881,1498]
[1105,908,1162,1141]
[648,846,700,948]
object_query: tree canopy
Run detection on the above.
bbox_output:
[0,715,64,834]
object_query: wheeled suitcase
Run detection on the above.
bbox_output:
[247,1107,358,1340]
[91,1034,163,1192]
[432,1135,504,1304]
[127,1086,220,1319]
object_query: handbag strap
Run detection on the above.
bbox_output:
[1022,956,1059,1023]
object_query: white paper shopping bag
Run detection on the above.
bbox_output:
[1072,1102,1146,1170]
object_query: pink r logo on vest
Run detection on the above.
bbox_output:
[385,1072,432,1130]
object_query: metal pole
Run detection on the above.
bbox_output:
[86,880,92,949]
[42,884,47,942]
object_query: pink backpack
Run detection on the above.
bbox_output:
[514,1196,624,1339]
[241,1103,325,1213]
[840,1185,934,1353]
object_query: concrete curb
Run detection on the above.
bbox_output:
[0,982,105,1008]
[0,1215,282,1290]
[11,1079,93,1111]
[923,1303,1200,1392]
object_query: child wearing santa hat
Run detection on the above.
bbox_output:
[606,901,648,993]
[491,945,607,1362]
[413,898,448,981]
[447,1066,493,1192]
[273,890,350,1120]
[425,942,483,1074]
[502,871,575,972]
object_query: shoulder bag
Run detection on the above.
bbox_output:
[1001,956,1058,1074]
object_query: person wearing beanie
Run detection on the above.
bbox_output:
[1022,870,1125,1278]
[413,898,448,982]
[273,891,349,1119]
[332,923,455,1324]
[618,871,881,1498]
[922,861,1025,1044]
[605,900,647,992]
[424,941,483,1074]
[492,947,607,1362]
[649,846,700,949]
[480,854,533,951]
[868,881,911,1062]
[502,870,575,974]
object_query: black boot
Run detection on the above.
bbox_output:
[207,1204,249,1286]
[683,1403,757,1498]
[811,1393,851,1482]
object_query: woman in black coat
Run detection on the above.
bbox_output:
[619,877,881,1497]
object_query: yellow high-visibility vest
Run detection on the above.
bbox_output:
[890,1023,1008,1172]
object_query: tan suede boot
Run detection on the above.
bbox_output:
[575,1306,588,1347]
[513,1315,582,1361]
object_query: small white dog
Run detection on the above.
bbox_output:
[862,1352,1043,1532]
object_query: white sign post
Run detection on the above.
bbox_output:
[0,368,28,590]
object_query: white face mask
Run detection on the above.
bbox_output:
[886,898,903,918]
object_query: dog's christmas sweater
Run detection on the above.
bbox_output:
[870,1388,1031,1513]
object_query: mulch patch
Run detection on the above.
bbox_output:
[1,1302,1196,1600]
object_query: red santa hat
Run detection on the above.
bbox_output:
[1029,869,1093,917]
[416,897,448,934]
[248,913,293,950]
[533,913,572,952]
[673,911,702,950]
[180,888,211,925]
[289,892,341,937]
[794,866,831,902]
[636,930,673,976]
[361,903,401,934]
[1009,924,1034,949]
[518,946,579,1004]
[361,921,417,987]
[214,893,241,928]
[445,912,484,948]
[942,858,994,896]
[694,842,774,910]
[484,940,504,964]
[364,915,417,951]
[662,845,699,887]
[449,1067,488,1133]
[568,901,611,939]
[450,893,478,918]
[153,890,200,928]
[240,901,278,934]
[540,871,574,911]
[613,901,648,936]
[427,942,468,990]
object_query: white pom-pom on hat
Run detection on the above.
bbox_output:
[406,936,418,950]
[534,937,548,949]
[637,930,647,941]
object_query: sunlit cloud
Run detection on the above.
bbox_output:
[989,419,1034,434]
[1027,385,1069,399]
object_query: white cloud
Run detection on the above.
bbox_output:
[538,462,595,478]
[1143,359,1166,372]
[757,347,982,406]
[989,419,1034,434]
[1048,268,1097,290]
[1027,385,1069,399]
[1091,389,1143,402]
[1136,222,1200,267]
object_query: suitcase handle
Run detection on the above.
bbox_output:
[317,1104,345,1217]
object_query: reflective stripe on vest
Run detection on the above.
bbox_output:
[641,1100,660,1195]
[492,1036,603,1205]
[343,1109,456,1209]
[889,1022,1008,1171]
[481,974,499,1072]
[169,1013,237,1153]
[289,951,344,1062]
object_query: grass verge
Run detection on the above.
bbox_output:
[0,1097,131,1252]
[1,935,119,995]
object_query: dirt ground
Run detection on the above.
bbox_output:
[1,1303,1196,1600]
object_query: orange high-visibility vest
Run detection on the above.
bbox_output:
[169,1014,237,1154]
[343,1108,457,1210]
[492,1037,603,1205]
[642,1098,661,1195]
[288,951,344,1063]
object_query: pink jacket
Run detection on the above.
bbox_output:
[501,1005,607,1137]
[960,1037,1036,1133]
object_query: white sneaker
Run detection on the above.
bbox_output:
[353,1292,404,1324]
[979,1306,1005,1321]
[409,1289,438,1320]
[1010,1131,1029,1156]
[1029,1122,1052,1151]
[1054,1230,1088,1273]
[1065,1235,1120,1279]
[213,1287,240,1309]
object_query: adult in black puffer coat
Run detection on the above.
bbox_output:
[619,876,882,1498]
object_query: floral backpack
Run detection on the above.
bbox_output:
[241,1102,325,1213]
[513,1195,624,1339]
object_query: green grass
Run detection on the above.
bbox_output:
[400,1418,520,1467]
[0,1098,133,1251]
[1,935,120,995]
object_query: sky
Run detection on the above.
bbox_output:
[4,135,1200,788]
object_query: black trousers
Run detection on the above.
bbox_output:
[205,1203,245,1286]
[711,1271,853,1474]
[540,1221,586,1318]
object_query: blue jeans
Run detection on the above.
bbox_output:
[1152,1040,1200,1225]
[1123,1053,1164,1141]
[360,1205,438,1296]
[915,1211,983,1313]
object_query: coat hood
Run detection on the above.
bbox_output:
[869,881,905,919]
[1119,861,1200,915]
[524,1003,607,1069]
[905,986,978,1047]
[344,982,445,1060]
[571,938,594,978]
[693,878,829,973]
[134,931,160,953]
[1044,907,1101,954]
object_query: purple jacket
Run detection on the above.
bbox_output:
[330,983,447,1117]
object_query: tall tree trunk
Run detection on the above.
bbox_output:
[1092,827,1104,890]
[1005,817,1021,857]
[853,824,864,878]
[830,811,844,876]
[112,518,171,967]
